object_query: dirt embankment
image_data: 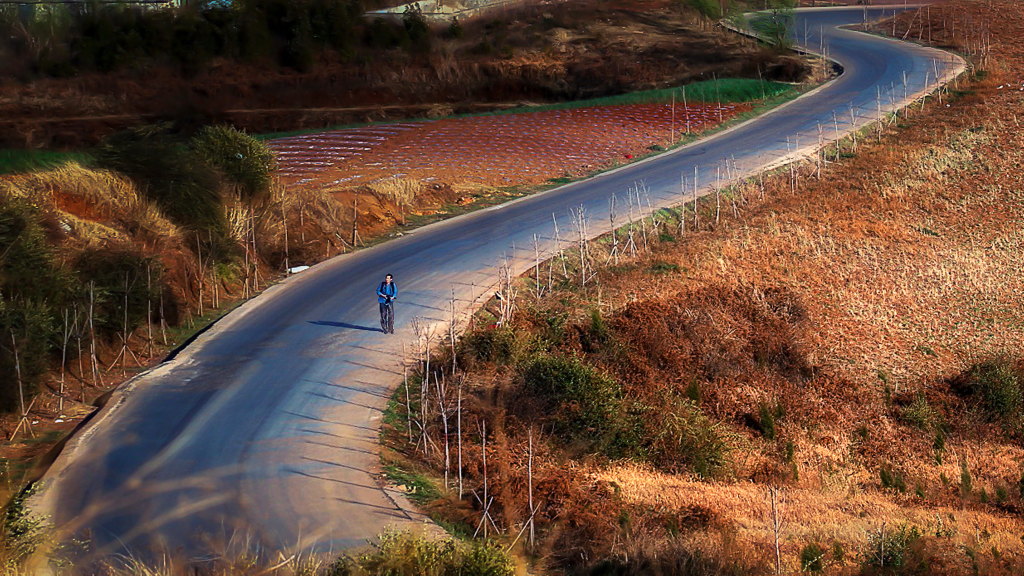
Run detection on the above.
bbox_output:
[0,0,805,149]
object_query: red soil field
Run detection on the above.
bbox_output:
[269,101,748,191]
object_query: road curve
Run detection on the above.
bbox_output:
[31,7,964,568]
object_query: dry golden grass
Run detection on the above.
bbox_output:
[594,462,1024,574]
[365,176,422,208]
[0,162,182,249]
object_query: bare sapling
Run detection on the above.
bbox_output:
[351,194,361,247]
[527,426,536,549]
[670,92,675,145]
[250,207,261,291]
[449,288,458,374]
[146,264,153,358]
[832,110,842,161]
[59,308,70,415]
[876,86,884,142]
[683,86,690,134]
[10,330,33,440]
[110,273,141,375]
[506,425,540,553]
[640,182,655,249]
[679,174,687,235]
[243,219,251,299]
[73,304,84,385]
[551,213,568,278]
[457,378,464,498]
[623,195,638,259]
[474,419,495,538]
[607,195,620,265]
[196,232,205,316]
[497,258,518,326]
[436,372,450,490]
[282,202,290,273]
[768,485,785,575]
[693,165,699,230]
[572,206,594,287]
[88,282,103,386]
[715,165,722,225]
[533,234,543,299]
[159,286,168,345]
[404,366,413,443]
[633,185,649,253]
[849,104,858,153]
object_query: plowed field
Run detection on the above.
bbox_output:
[269,101,747,191]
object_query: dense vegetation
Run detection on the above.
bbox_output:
[0,0,372,76]
[0,125,285,414]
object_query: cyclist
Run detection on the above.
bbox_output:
[376,274,397,334]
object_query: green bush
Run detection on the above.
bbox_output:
[329,531,513,576]
[951,359,1022,426]
[191,125,276,203]
[800,542,826,572]
[651,399,732,478]
[684,0,721,20]
[900,394,937,430]
[862,525,925,573]
[521,353,622,438]
[0,197,75,412]
[460,327,518,365]
[880,464,906,493]
[579,308,610,353]
[72,248,163,339]
[0,298,56,412]
[757,401,785,440]
[95,124,227,238]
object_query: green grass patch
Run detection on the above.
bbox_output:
[0,149,92,175]
[382,463,442,505]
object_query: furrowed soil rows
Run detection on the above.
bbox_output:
[269,101,747,191]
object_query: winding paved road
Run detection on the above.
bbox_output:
[31,6,964,569]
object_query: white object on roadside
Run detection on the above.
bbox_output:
[287,266,311,274]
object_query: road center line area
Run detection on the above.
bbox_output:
[29,7,964,568]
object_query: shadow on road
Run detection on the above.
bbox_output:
[309,320,382,332]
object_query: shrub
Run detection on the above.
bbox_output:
[880,464,906,493]
[0,196,74,411]
[579,307,609,353]
[757,401,785,440]
[900,394,939,430]
[521,353,622,439]
[73,248,163,339]
[0,298,56,412]
[329,531,513,576]
[959,460,972,498]
[95,124,227,238]
[862,525,926,573]
[684,0,721,20]
[800,542,826,572]
[651,399,733,478]
[401,4,430,53]
[191,125,276,203]
[460,326,517,365]
[950,359,1022,426]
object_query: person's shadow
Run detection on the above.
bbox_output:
[309,321,382,333]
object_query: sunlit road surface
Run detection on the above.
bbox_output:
[31,7,963,569]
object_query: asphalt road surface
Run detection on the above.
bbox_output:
[31,6,964,569]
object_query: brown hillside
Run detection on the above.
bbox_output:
[383,1,1024,574]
